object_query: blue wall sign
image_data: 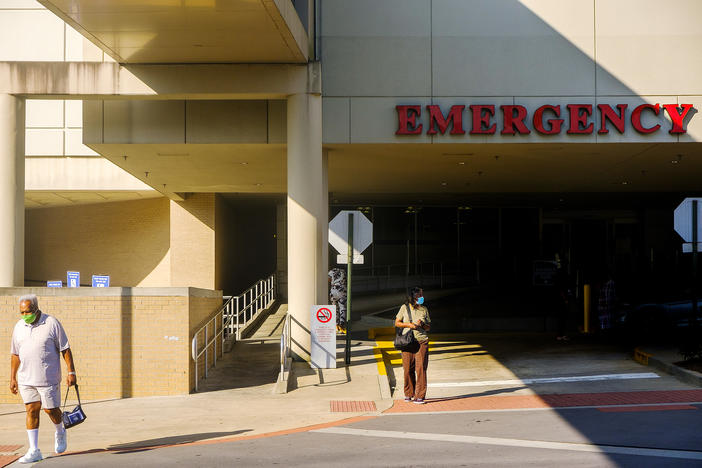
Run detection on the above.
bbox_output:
[67,271,80,288]
[47,281,62,288]
[92,275,110,287]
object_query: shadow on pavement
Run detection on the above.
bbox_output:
[62,430,253,456]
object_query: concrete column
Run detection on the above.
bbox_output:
[0,95,24,286]
[287,92,324,361]
[170,193,216,289]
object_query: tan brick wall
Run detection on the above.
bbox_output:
[1,288,221,403]
[25,198,171,287]
[188,296,224,391]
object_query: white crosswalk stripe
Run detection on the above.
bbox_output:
[313,427,702,460]
[427,372,660,388]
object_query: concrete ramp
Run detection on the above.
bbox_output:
[195,304,287,393]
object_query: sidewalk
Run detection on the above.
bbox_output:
[0,337,388,464]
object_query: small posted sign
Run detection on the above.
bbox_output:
[67,271,80,288]
[310,305,337,369]
[92,275,110,287]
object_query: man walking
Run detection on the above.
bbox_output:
[9,294,76,463]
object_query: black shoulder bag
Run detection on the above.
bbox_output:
[394,303,418,351]
[62,384,87,429]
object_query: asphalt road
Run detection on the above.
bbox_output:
[22,403,702,467]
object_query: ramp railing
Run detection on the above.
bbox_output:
[279,312,291,379]
[191,272,276,392]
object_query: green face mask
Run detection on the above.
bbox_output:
[22,312,37,324]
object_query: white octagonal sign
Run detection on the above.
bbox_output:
[329,210,373,259]
[674,198,702,242]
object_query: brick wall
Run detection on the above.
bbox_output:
[0,288,221,403]
[25,198,171,287]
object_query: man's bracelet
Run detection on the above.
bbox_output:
[68,372,76,375]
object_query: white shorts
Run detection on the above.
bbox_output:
[18,384,61,409]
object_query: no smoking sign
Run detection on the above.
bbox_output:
[316,307,332,323]
[311,305,337,369]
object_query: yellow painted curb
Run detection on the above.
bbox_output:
[634,347,652,366]
[372,342,387,376]
[368,327,394,339]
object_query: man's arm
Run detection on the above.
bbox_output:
[10,354,19,394]
[61,348,76,387]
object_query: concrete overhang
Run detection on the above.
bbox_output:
[0,62,320,99]
[84,142,702,200]
[37,0,309,64]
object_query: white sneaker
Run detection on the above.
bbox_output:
[55,429,67,454]
[18,448,43,463]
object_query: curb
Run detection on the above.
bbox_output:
[273,357,293,394]
[636,347,702,387]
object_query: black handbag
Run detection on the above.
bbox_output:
[62,384,87,429]
[394,303,418,351]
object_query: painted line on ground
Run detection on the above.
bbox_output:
[312,427,702,460]
[428,372,660,388]
[597,404,697,413]
[381,402,702,416]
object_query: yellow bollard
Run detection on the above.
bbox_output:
[583,284,591,333]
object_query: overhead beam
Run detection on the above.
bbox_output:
[0,62,320,100]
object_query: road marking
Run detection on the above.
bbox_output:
[428,372,660,388]
[381,401,702,416]
[313,427,702,460]
[598,405,697,413]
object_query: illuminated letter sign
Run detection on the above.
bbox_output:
[501,105,531,135]
[395,105,423,135]
[469,105,496,134]
[426,105,465,135]
[597,104,627,134]
[533,105,563,135]
[396,102,694,137]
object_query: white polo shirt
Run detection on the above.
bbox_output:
[10,312,70,386]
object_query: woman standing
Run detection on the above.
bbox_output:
[395,287,431,404]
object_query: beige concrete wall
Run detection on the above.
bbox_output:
[320,0,702,144]
[25,198,171,287]
[170,193,216,290]
[0,3,149,195]
[87,100,284,145]
[0,288,222,403]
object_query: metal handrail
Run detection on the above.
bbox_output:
[279,313,291,379]
[191,272,276,392]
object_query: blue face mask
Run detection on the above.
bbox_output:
[416,296,425,305]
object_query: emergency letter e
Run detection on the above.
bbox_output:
[396,105,423,135]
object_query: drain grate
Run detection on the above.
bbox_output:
[330,400,377,412]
